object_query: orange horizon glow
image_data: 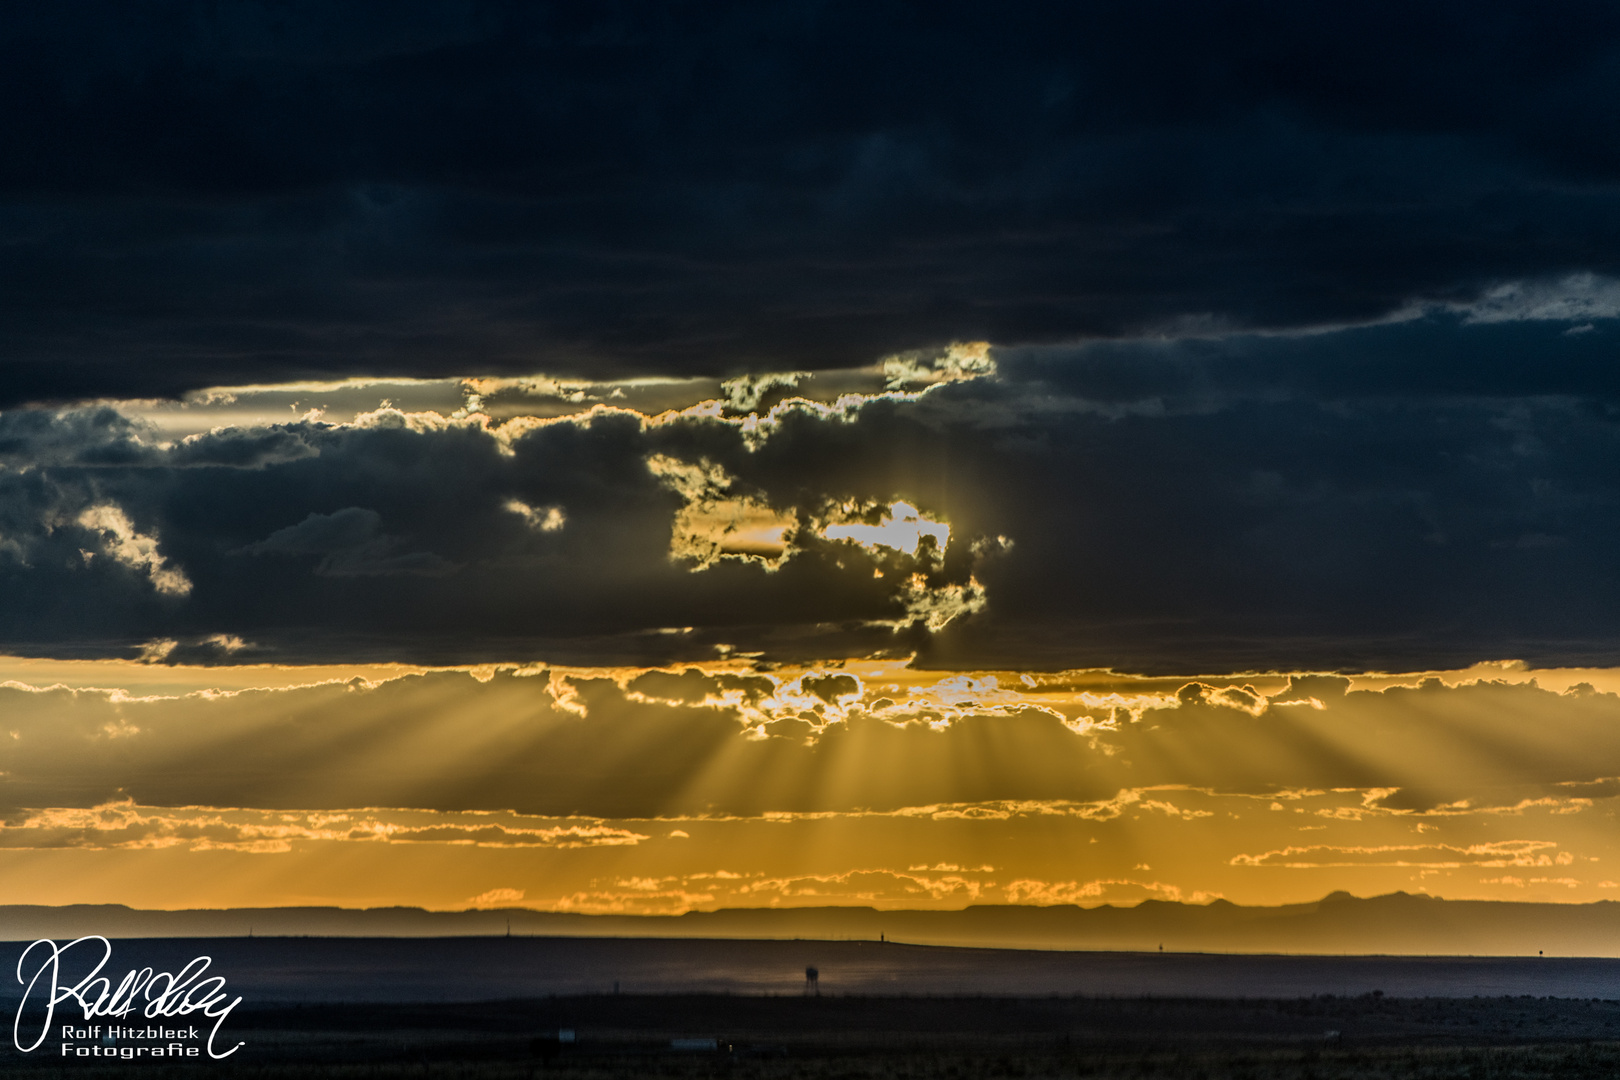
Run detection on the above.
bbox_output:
[2,654,1618,918]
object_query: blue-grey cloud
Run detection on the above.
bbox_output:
[3,0,1620,669]
[5,2,1620,402]
[243,507,456,577]
[1,313,1620,671]
[0,392,997,663]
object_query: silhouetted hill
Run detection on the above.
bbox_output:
[4,893,1620,956]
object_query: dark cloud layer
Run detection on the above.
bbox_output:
[0,397,989,663]
[6,308,1620,670]
[7,4,1620,670]
[7,1,1620,401]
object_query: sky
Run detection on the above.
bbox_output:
[5,1,1620,919]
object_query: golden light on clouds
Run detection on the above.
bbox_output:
[114,342,996,441]
[504,499,566,533]
[649,455,795,567]
[72,503,192,596]
[5,355,1620,935]
[2,653,1620,919]
[22,0,1620,979]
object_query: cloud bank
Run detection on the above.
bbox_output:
[7,312,1620,669]
[6,3,1620,400]
[3,661,1619,910]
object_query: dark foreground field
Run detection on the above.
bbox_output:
[5,937,1620,1000]
[6,994,1620,1078]
[5,940,1620,1076]
[8,1044,1620,1080]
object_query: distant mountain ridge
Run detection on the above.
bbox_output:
[4,892,1620,956]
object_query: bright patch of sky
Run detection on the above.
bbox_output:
[822,502,950,556]
[112,344,998,441]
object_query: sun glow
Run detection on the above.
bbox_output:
[822,501,950,556]
[4,654,1620,919]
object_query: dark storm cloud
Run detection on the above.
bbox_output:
[9,305,1620,668]
[652,321,1620,672]
[0,398,993,663]
[998,309,1620,410]
[242,506,457,576]
[6,1,1620,401]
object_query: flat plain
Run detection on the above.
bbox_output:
[5,938,1620,1077]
